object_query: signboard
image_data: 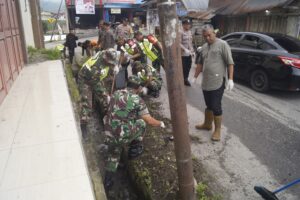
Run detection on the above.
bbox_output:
[105,0,135,3]
[75,0,95,15]
[111,8,121,14]
[66,0,71,6]
[47,18,56,23]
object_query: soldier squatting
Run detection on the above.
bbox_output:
[73,22,166,191]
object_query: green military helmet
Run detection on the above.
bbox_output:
[127,75,142,89]
[103,48,120,66]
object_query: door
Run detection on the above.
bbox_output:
[0,0,24,104]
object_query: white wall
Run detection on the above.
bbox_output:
[19,0,35,47]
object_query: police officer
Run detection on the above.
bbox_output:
[103,75,165,190]
[132,61,162,98]
[78,49,122,137]
[134,31,164,72]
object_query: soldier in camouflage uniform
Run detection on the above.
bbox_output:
[103,75,165,189]
[78,48,123,136]
[132,61,163,98]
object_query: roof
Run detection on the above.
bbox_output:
[142,0,295,18]
[209,0,293,15]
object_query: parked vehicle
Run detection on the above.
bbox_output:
[221,32,300,92]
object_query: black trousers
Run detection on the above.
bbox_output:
[182,56,192,81]
[68,48,75,64]
[203,79,225,116]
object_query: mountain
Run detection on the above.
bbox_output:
[40,0,65,13]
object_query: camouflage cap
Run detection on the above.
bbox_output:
[131,61,144,75]
[102,48,120,66]
[127,75,142,89]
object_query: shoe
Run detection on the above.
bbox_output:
[80,123,88,140]
[212,115,222,141]
[195,109,213,130]
[128,141,144,159]
[104,171,114,191]
[184,80,191,86]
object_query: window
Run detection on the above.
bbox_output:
[240,35,275,50]
[272,36,300,53]
[222,34,242,47]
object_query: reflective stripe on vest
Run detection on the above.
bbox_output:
[138,39,158,62]
[82,51,101,70]
[100,66,110,81]
[121,44,134,55]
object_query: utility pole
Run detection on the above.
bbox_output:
[157,0,195,199]
[50,0,64,41]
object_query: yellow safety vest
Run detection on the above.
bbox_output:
[121,44,134,55]
[100,66,110,81]
[138,39,158,62]
[82,51,101,70]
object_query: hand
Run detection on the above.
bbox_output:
[113,65,119,75]
[184,49,191,55]
[197,46,202,52]
[137,72,142,78]
[160,121,166,128]
[227,79,234,91]
[142,87,148,95]
[106,95,111,104]
[191,77,196,84]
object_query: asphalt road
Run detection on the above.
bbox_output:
[184,70,300,199]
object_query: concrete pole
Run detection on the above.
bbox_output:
[157,0,195,199]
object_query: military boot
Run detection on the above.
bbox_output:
[195,109,213,130]
[212,115,222,141]
[104,171,114,191]
[128,140,144,159]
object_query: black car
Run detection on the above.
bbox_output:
[221,32,300,92]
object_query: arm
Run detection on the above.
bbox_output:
[228,64,234,80]
[141,114,161,127]
[194,64,203,78]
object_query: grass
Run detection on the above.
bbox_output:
[64,63,80,106]
[196,182,222,200]
[27,46,61,63]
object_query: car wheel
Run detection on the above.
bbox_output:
[250,70,269,92]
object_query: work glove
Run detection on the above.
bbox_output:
[106,95,111,104]
[191,77,197,84]
[184,48,191,55]
[113,65,119,75]
[226,79,234,91]
[197,46,202,52]
[137,72,142,78]
[160,121,166,128]
[142,87,148,96]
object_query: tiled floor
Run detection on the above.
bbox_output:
[0,61,95,200]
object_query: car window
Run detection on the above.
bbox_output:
[240,35,275,50]
[222,34,242,47]
[272,36,300,53]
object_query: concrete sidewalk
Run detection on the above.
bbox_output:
[0,61,95,200]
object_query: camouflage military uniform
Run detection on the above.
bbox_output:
[104,87,148,172]
[132,61,162,93]
[78,50,118,123]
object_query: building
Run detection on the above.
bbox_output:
[211,0,300,38]
[66,0,145,29]
[0,0,44,104]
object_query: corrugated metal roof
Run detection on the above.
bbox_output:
[181,0,209,12]
[142,0,295,18]
[209,0,293,15]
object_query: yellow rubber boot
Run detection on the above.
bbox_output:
[195,109,213,130]
[212,116,222,141]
